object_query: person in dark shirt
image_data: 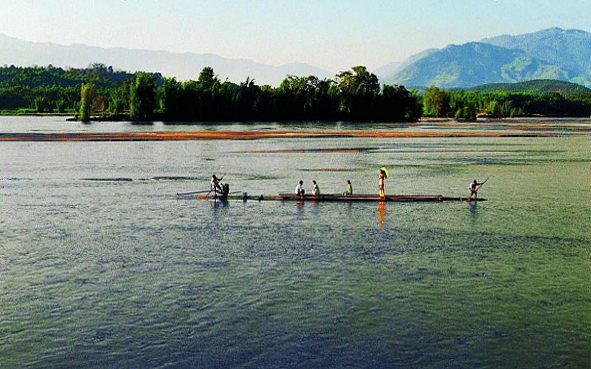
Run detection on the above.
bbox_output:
[469,179,482,200]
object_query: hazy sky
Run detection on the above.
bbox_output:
[1,0,590,72]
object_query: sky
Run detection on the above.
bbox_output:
[1,0,590,72]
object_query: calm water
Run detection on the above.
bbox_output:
[1,117,590,368]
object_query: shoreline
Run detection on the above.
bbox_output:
[0,130,555,142]
[0,113,589,119]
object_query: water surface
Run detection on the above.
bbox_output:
[1,117,590,368]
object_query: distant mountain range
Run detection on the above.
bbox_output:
[384,28,591,88]
[0,34,333,86]
[374,49,438,81]
[3,28,591,89]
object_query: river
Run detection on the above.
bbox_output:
[1,116,590,368]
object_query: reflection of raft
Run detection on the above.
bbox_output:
[196,193,486,202]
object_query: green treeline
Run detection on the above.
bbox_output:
[2,63,591,120]
[158,66,421,121]
[1,64,421,121]
[0,64,161,115]
[422,86,591,119]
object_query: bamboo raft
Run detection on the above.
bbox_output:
[194,193,486,202]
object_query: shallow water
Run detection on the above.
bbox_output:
[1,117,590,368]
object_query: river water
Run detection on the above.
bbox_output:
[1,117,590,368]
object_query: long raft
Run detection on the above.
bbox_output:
[195,193,486,202]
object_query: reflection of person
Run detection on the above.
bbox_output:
[295,180,305,199]
[469,179,482,200]
[343,180,353,196]
[467,200,477,214]
[377,201,386,230]
[312,180,320,196]
[379,169,386,197]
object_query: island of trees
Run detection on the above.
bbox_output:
[1,64,590,121]
[79,65,422,122]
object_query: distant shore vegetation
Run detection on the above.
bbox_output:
[1,64,590,121]
[422,84,591,120]
[78,65,422,122]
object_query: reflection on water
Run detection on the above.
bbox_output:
[467,200,478,214]
[1,117,591,368]
[211,198,230,208]
[377,201,386,230]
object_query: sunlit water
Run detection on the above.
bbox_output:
[1,117,590,368]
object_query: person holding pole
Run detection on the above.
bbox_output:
[379,167,388,198]
[468,178,488,200]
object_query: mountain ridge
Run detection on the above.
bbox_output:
[481,27,591,75]
[374,48,438,81]
[385,28,591,88]
[0,33,333,86]
[4,28,591,89]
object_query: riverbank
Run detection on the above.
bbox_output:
[0,110,75,116]
[0,130,556,141]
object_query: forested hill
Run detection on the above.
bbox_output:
[390,42,572,89]
[0,64,161,89]
[468,80,591,94]
[0,64,162,112]
[385,28,591,88]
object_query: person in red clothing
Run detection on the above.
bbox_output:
[469,179,482,200]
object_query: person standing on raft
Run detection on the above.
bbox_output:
[312,180,321,196]
[295,180,305,199]
[469,179,482,200]
[211,174,223,198]
[343,180,353,196]
[379,168,388,197]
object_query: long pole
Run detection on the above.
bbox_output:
[176,190,211,196]
[477,178,490,190]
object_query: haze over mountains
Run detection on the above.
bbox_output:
[0,34,332,86]
[1,28,591,88]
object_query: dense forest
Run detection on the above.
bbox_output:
[1,64,591,120]
[80,66,421,122]
[468,79,591,94]
[422,86,591,119]
[0,64,421,122]
[0,64,162,114]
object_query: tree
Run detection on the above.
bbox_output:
[462,102,478,121]
[94,94,109,118]
[336,66,380,118]
[486,100,502,117]
[198,67,219,90]
[130,73,156,120]
[423,86,450,117]
[336,66,380,95]
[234,77,260,120]
[79,83,96,121]
[377,84,419,121]
[161,77,183,120]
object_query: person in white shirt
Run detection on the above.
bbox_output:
[295,180,305,199]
